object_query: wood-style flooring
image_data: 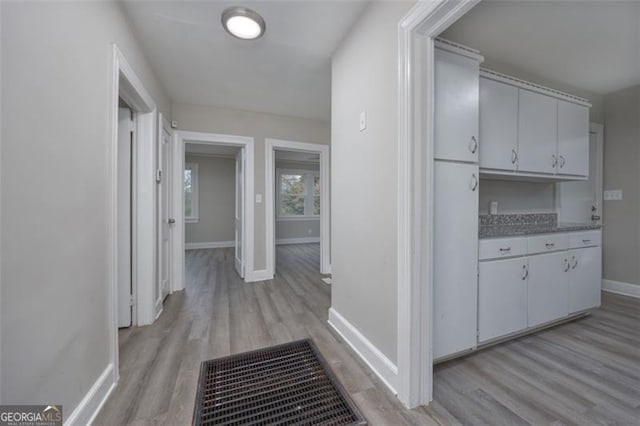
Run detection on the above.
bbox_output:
[95,244,640,425]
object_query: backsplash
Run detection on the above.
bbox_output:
[479,213,557,227]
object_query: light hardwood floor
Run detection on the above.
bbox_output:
[95,244,640,425]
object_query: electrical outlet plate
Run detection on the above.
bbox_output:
[604,189,623,201]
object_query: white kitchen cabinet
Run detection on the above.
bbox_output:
[478,257,528,343]
[527,251,570,327]
[479,77,519,171]
[568,246,602,312]
[557,100,590,177]
[434,48,480,163]
[517,89,558,174]
[434,161,479,359]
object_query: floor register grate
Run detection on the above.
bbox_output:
[194,339,367,426]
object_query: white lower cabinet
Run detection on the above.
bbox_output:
[527,251,570,327]
[478,257,528,343]
[568,246,602,312]
[433,161,479,360]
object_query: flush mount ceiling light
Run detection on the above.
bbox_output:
[222,6,266,40]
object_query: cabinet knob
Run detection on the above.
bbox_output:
[572,256,578,269]
[469,136,478,154]
[470,173,478,191]
[564,258,570,272]
[559,155,566,168]
[552,154,557,168]
[511,149,518,164]
[522,264,528,280]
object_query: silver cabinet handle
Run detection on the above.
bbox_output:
[552,154,557,168]
[564,258,570,272]
[499,247,511,252]
[511,149,518,164]
[572,256,578,269]
[545,243,555,248]
[591,215,601,221]
[582,239,591,244]
[559,155,566,168]
[469,136,478,154]
[522,264,528,280]
[470,173,478,191]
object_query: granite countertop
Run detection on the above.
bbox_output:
[478,213,601,239]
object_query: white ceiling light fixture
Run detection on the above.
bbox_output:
[222,6,266,40]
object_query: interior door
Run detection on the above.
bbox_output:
[556,129,603,224]
[158,123,172,300]
[117,107,133,328]
[234,148,245,278]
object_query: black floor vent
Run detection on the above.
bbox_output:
[194,339,367,426]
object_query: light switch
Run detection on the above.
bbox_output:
[359,111,367,132]
[604,190,623,201]
[255,194,263,203]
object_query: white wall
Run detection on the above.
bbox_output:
[602,85,640,285]
[185,155,236,244]
[1,0,169,415]
[172,103,330,270]
[331,1,413,365]
[275,160,320,241]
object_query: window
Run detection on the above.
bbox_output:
[184,162,199,223]
[277,169,320,218]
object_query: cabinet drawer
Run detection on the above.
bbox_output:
[527,234,569,254]
[479,237,527,260]
[569,230,601,248]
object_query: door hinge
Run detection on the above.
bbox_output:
[129,295,135,307]
[129,119,136,133]
[156,169,162,183]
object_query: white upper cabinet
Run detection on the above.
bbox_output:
[479,77,519,171]
[434,48,480,163]
[517,89,558,174]
[557,100,590,176]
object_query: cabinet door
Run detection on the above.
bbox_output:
[568,246,602,312]
[478,257,528,343]
[479,78,519,171]
[557,100,589,176]
[517,89,558,174]
[434,48,479,163]
[434,161,479,359]
[527,251,569,327]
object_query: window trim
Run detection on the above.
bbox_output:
[184,162,199,223]
[276,168,320,219]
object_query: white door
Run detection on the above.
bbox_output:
[117,107,133,328]
[479,77,519,171]
[434,48,480,163]
[557,100,589,176]
[158,123,172,300]
[433,161,479,359]
[556,128,603,224]
[478,257,528,343]
[234,149,245,278]
[527,251,569,327]
[568,246,602,313]
[517,89,558,174]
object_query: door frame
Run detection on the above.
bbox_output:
[109,45,157,384]
[172,131,255,288]
[265,138,331,277]
[156,113,173,315]
[590,122,604,225]
[396,0,480,408]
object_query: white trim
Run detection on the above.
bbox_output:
[251,269,273,282]
[109,44,157,394]
[185,241,235,250]
[397,0,480,409]
[276,237,320,245]
[173,131,255,286]
[265,138,330,276]
[602,279,640,299]
[64,364,116,426]
[328,308,399,395]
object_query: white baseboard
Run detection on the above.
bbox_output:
[247,269,273,282]
[275,237,320,245]
[185,241,235,250]
[602,279,640,299]
[327,308,398,395]
[65,364,116,426]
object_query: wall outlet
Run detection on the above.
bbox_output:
[604,190,623,201]
[255,193,263,203]
[489,201,498,215]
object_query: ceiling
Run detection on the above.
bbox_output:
[442,1,640,95]
[120,1,368,122]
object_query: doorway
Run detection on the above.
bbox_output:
[172,131,255,289]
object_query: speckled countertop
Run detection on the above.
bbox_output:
[479,213,601,239]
